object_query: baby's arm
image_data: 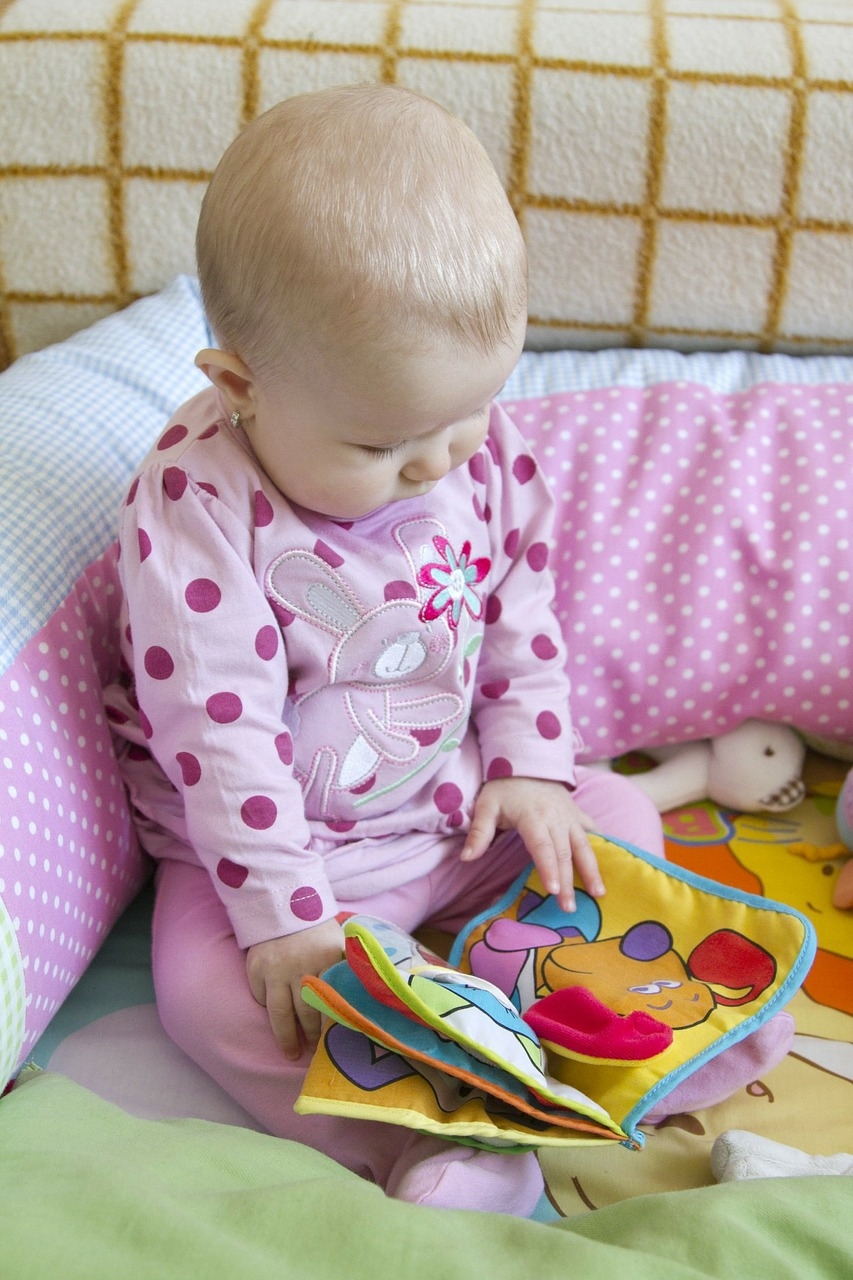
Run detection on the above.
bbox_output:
[246,919,345,1058]
[461,777,603,912]
[467,407,598,906]
[117,421,342,1038]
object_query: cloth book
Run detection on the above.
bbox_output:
[297,834,815,1150]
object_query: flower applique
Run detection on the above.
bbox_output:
[417,535,490,630]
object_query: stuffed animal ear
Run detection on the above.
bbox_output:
[624,741,712,812]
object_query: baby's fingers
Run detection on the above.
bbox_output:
[568,825,605,900]
[460,795,499,862]
[522,825,577,912]
[293,987,323,1053]
[527,823,604,913]
[263,984,304,1060]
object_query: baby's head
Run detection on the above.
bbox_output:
[196,82,526,376]
[195,85,527,519]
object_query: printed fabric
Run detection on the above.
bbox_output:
[107,389,576,947]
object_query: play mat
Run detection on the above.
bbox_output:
[539,749,853,1215]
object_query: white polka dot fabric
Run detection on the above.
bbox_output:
[0,551,146,1067]
[0,277,207,1080]
[2,274,853,1079]
[503,381,853,760]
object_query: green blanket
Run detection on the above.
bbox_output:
[3,1073,849,1280]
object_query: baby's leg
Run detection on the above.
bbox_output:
[641,1011,795,1124]
[572,764,666,858]
[151,857,542,1215]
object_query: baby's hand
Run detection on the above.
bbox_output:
[246,918,345,1060]
[461,776,605,912]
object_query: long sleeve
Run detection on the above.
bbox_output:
[469,404,578,787]
[118,455,338,949]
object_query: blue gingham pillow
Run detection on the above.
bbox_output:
[0,275,209,670]
[0,276,208,1084]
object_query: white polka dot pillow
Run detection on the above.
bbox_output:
[503,347,853,763]
[0,276,208,1087]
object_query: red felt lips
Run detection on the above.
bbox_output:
[523,986,673,1062]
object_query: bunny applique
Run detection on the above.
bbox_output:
[265,517,486,817]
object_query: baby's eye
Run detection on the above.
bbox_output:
[361,444,400,460]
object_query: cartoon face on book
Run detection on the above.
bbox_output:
[449,835,810,1071]
[460,883,778,1033]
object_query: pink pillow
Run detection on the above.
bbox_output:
[0,277,207,1085]
[503,380,853,761]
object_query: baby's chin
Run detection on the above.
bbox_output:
[319,484,438,522]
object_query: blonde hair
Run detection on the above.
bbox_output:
[196,84,527,379]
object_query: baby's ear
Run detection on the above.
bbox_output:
[195,348,256,417]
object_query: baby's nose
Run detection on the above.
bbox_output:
[401,440,451,483]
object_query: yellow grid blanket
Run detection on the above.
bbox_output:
[2,0,853,368]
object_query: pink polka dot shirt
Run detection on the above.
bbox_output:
[109,390,576,947]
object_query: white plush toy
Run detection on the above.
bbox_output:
[627,719,807,815]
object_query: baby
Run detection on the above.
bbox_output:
[109,83,673,1214]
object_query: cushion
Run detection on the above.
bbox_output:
[3,0,853,366]
[0,275,208,1085]
[501,352,853,759]
[1,1071,851,1280]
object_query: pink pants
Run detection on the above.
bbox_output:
[151,767,664,1189]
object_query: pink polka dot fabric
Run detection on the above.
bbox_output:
[109,393,575,947]
[504,381,853,760]
[0,548,150,1076]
